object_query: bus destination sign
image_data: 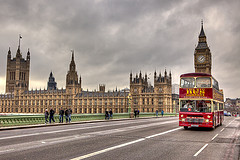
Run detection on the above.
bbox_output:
[179,88,213,99]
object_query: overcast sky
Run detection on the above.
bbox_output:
[0,0,239,99]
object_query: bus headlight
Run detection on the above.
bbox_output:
[182,118,185,122]
[181,114,183,117]
[205,119,209,123]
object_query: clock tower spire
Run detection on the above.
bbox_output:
[194,20,212,74]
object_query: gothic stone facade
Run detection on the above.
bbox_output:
[130,71,172,113]
[0,49,173,114]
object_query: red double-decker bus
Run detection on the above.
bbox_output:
[179,73,224,129]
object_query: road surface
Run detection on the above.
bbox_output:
[0,116,239,160]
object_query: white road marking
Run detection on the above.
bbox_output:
[0,119,178,140]
[220,128,225,132]
[0,149,14,153]
[211,134,218,141]
[145,127,181,139]
[70,127,181,160]
[226,119,235,127]
[71,138,146,160]
[194,144,208,157]
[41,142,46,144]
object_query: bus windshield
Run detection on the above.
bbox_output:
[180,100,211,112]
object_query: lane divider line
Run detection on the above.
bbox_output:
[71,138,146,160]
[146,127,181,139]
[70,127,181,160]
[211,134,218,141]
[0,149,14,153]
[226,119,235,127]
[220,128,225,132]
[194,144,208,157]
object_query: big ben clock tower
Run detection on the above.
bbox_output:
[194,21,212,74]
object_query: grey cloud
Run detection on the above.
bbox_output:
[0,0,239,98]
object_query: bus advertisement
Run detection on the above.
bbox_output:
[179,73,224,129]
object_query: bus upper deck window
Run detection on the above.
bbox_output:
[196,77,211,88]
[180,78,195,88]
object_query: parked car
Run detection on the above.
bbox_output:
[227,112,232,116]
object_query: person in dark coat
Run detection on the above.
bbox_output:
[49,108,55,123]
[156,110,159,117]
[65,109,69,123]
[161,110,164,117]
[44,109,49,124]
[105,110,109,120]
[69,108,72,123]
[134,109,137,118]
[59,108,64,123]
[109,109,113,119]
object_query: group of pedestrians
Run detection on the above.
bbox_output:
[156,110,164,117]
[44,108,72,124]
[105,109,113,120]
[59,108,72,123]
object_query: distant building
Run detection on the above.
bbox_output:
[47,72,57,90]
[172,84,179,94]
[172,84,179,113]
[130,70,173,113]
[225,98,240,107]
[0,47,173,114]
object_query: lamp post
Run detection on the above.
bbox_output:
[127,93,132,114]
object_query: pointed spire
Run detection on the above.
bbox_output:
[27,48,30,55]
[139,70,142,78]
[71,50,74,61]
[164,68,167,76]
[8,47,11,54]
[199,20,206,38]
[69,50,76,71]
[8,47,11,59]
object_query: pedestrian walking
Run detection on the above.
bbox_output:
[65,108,69,123]
[105,110,109,120]
[134,109,137,118]
[137,110,140,118]
[44,109,49,124]
[59,108,64,123]
[156,110,158,117]
[49,108,55,123]
[109,109,113,119]
[161,110,164,117]
[69,108,72,122]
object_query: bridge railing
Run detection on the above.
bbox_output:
[0,112,177,127]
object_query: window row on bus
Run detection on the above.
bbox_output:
[180,100,224,112]
[180,77,219,90]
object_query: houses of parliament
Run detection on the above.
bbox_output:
[0,22,209,114]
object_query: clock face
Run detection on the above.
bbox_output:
[198,55,205,63]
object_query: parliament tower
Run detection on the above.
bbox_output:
[194,21,212,74]
[5,40,30,94]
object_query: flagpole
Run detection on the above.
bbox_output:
[19,34,22,49]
